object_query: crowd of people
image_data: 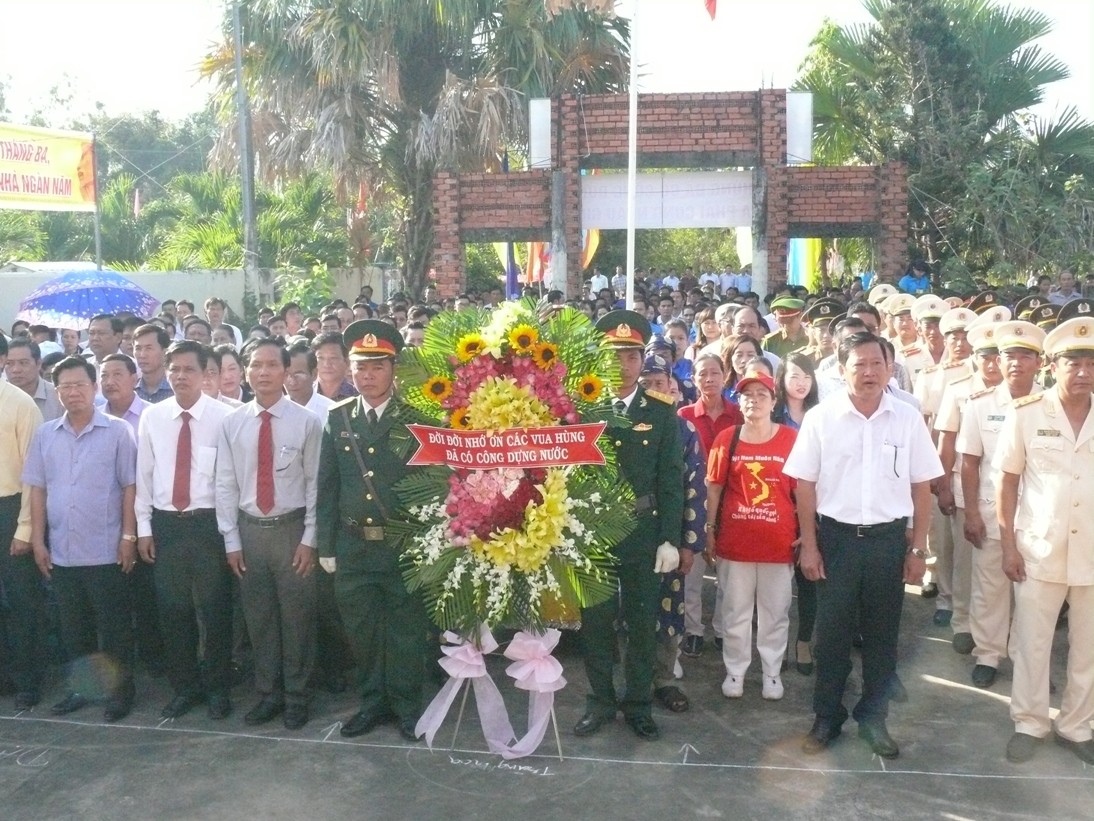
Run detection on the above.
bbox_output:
[1,260,1092,766]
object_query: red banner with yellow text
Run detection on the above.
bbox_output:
[0,122,96,212]
[407,423,608,470]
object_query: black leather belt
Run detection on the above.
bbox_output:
[240,508,305,528]
[818,515,907,538]
[634,493,657,516]
[154,508,215,519]
[344,518,385,541]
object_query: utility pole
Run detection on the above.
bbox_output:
[232,0,262,304]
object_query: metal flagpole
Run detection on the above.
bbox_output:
[92,136,103,270]
[624,1,640,310]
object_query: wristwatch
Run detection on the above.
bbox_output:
[906,548,927,559]
[121,534,138,543]
[704,523,716,533]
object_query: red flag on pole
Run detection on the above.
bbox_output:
[706,0,716,19]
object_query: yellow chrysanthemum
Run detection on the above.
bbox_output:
[470,469,570,573]
[466,376,555,430]
[456,333,486,362]
[449,407,470,429]
[507,324,539,354]
[532,341,559,370]
[422,376,452,403]
[576,374,604,402]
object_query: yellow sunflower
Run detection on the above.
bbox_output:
[449,407,471,429]
[422,376,452,403]
[507,324,539,354]
[456,333,485,362]
[532,341,559,370]
[576,373,604,402]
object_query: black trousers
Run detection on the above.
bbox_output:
[795,564,818,643]
[581,547,660,719]
[150,509,232,696]
[0,494,47,694]
[128,560,165,667]
[812,517,907,725]
[53,563,134,697]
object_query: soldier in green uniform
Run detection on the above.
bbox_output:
[762,296,810,359]
[317,320,427,741]
[574,310,685,742]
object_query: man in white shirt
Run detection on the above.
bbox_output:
[786,331,943,760]
[285,341,335,417]
[136,340,235,721]
[217,339,323,730]
[588,267,609,294]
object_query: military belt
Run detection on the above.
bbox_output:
[343,518,385,541]
[634,493,657,516]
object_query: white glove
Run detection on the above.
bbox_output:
[654,542,680,573]
[319,557,337,574]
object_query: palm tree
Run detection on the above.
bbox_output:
[148,171,350,271]
[794,0,1094,274]
[201,0,628,298]
[0,211,45,265]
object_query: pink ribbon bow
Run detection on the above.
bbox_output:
[500,629,566,759]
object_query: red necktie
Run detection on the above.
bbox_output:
[171,411,192,511]
[257,410,275,514]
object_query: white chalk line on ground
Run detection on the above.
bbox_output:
[2,713,1091,782]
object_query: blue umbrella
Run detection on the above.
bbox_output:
[15,270,161,329]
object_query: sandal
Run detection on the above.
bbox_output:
[654,685,690,713]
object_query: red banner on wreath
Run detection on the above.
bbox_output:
[407,423,608,470]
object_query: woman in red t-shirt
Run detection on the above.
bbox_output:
[705,367,798,701]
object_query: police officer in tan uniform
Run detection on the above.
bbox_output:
[956,320,1044,689]
[916,306,976,620]
[904,296,947,390]
[933,307,1010,651]
[995,317,1094,765]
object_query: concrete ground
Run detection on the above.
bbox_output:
[1,580,1092,821]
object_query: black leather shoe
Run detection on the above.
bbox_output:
[397,717,419,741]
[933,609,953,627]
[282,704,309,730]
[161,692,204,719]
[341,710,395,738]
[858,721,899,759]
[103,684,135,722]
[625,714,660,741]
[952,632,975,654]
[1055,732,1094,765]
[14,691,40,710]
[681,635,704,658]
[920,581,938,599]
[573,711,613,737]
[802,718,842,754]
[1006,732,1042,763]
[51,692,88,715]
[971,664,997,689]
[244,697,284,726]
[712,637,723,651]
[207,692,232,720]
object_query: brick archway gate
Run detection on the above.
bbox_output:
[431,90,907,298]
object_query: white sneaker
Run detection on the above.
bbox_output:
[673,659,684,679]
[762,675,784,701]
[721,675,743,698]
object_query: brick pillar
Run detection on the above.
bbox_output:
[764,165,789,293]
[877,161,909,284]
[558,95,583,297]
[758,89,787,167]
[431,171,463,298]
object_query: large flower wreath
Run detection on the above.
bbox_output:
[389,298,635,636]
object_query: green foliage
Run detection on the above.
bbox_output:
[273,263,335,313]
[464,243,505,294]
[595,228,740,274]
[201,1,629,297]
[795,0,1094,281]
